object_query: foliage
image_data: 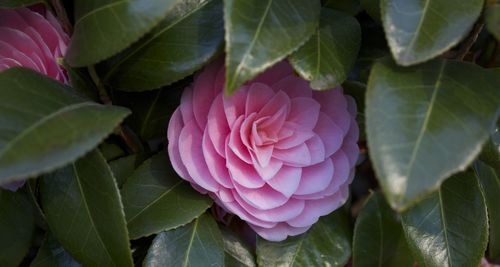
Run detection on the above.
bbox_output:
[0,0,499,266]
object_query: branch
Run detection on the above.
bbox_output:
[455,22,484,61]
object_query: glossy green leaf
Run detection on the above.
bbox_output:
[352,192,413,267]
[0,68,130,185]
[0,190,34,267]
[381,0,483,65]
[103,0,224,91]
[109,155,136,188]
[289,8,361,90]
[121,153,212,239]
[486,4,500,41]
[324,0,361,15]
[224,0,321,93]
[475,161,500,263]
[366,58,500,210]
[0,0,42,8]
[257,209,351,267]
[66,0,180,66]
[112,85,184,141]
[143,213,224,267]
[31,233,81,267]
[221,227,256,267]
[40,150,133,267]
[401,171,488,267]
[360,0,381,23]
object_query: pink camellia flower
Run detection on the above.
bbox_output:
[0,6,69,83]
[167,59,359,241]
[0,6,69,191]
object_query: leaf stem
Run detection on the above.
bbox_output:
[88,66,143,154]
[455,22,484,61]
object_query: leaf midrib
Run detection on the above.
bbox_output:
[227,0,273,91]
[183,217,200,267]
[75,0,129,26]
[0,102,98,160]
[401,0,431,60]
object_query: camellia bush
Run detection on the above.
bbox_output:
[0,0,499,266]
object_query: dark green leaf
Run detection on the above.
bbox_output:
[40,150,133,267]
[121,153,212,239]
[112,85,184,141]
[381,0,483,65]
[486,4,500,42]
[289,8,361,90]
[0,189,34,267]
[66,0,180,66]
[479,127,500,173]
[360,0,381,23]
[256,209,351,267]
[100,143,127,161]
[143,213,224,267]
[221,227,256,267]
[324,0,361,15]
[31,233,81,267]
[109,155,136,188]
[401,171,488,267]
[366,58,500,210]
[224,0,321,93]
[65,66,99,101]
[0,68,130,185]
[102,0,224,91]
[475,161,500,263]
[0,0,42,8]
[352,192,413,267]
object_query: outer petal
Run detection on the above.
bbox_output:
[167,108,191,181]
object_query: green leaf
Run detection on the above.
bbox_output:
[475,161,500,263]
[352,192,413,267]
[381,0,483,66]
[360,0,381,23]
[224,0,321,93]
[401,171,488,267]
[256,209,351,267]
[66,0,180,66]
[343,81,366,140]
[324,0,361,15]
[366,58,500,210]
[109,155,136,188]
[120,153,212,239]
[31,233,81,267]
[143,213,224,267]
[40,150,133,267]
[221,227,256,267]
[289,8,361,90]
[0,68,130,185]
[0,190,34,267]
[486,4,500,42]
[479,128,500,173]
[102,0,224,91]
[112,85,184,141]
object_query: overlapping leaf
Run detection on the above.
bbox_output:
[486,2,500,41]
[120,153,212,239]
[66,0,180,66]
[0,190,34,267]
[366,58,500,210]
[381,0,483,65]
[289,8,361,90]
[143,213,224,267]
[401,171,488,267]
[352,192,413,267]
[0,68,130,185]
[360,0,381,23]
[31,233,81,267]
[224,0,320,93]
[103,0,224,91]
[257,209,351,267]
[476,161,500,263]
[40,150,133,267]
[221,227,256,267]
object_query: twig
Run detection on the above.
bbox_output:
[50,0,73,35]
[455,22,484,60]
[88,66,143,154]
